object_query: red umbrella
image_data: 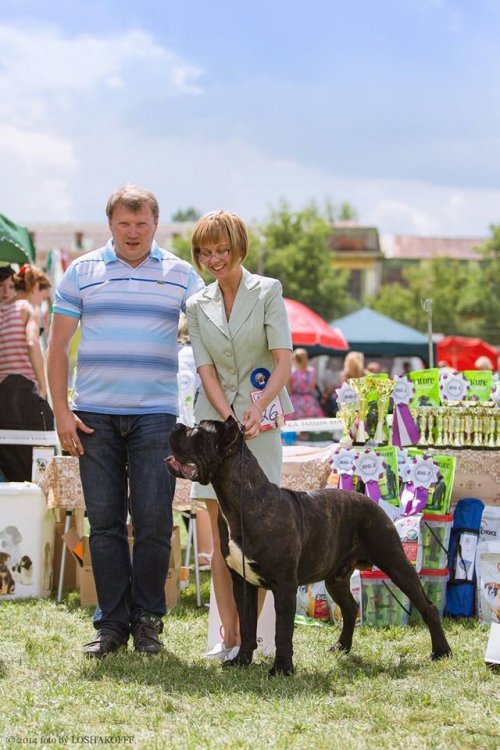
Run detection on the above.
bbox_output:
[283,298,348,355]
[437,335,498,370]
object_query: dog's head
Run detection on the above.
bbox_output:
[0,551,11,568]
[165,416,242,485]
[484,582,500,599]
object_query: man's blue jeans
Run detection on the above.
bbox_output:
[76,412,176,638]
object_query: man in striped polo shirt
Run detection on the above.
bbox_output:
[47,185,204,657]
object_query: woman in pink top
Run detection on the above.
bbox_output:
[287,347,324,420]
[0,264,51,397]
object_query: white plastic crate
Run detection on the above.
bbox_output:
[0,482,55,599]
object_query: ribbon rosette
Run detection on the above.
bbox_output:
[391,376,420,447]
[353,450,386,503]
[439,369,469,402]
[330,447,356,490]
[335,382,359,407]
[402,455,439,515]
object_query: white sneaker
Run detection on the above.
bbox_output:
[203,642,240,661]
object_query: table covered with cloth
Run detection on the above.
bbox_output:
[36,446,499,510]
[36,445,335,510]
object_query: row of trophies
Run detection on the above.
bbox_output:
[412,402,500,448]
[337,375,500,449]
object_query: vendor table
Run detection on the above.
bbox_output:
[35,444,498,603]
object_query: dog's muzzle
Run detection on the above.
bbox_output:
[164,455,199,481]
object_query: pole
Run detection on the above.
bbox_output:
[421,298,434,368]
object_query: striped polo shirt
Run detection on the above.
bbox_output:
[52,240,205,415]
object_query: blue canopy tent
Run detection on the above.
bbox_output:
[331,307,435,365]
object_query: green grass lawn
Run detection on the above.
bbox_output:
[1,572,499,750]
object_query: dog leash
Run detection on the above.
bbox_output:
[238,423,248,628]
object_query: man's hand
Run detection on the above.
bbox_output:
[56,410,94,456]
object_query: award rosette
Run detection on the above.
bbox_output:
[439,369,470,402]
[335,382,359,407]
[353,450,386,503]
[330,447,356,490]
[402,455,440,515]
[391,376,420,447]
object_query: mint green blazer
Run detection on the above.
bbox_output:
[186,267,293,499]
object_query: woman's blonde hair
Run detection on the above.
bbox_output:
[292,348,309,368]
[343,351,364,379]
[191,210,248,273]
[13,264,51,293]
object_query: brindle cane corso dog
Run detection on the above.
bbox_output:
[166,417,451,676]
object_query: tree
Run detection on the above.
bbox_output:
[248,201,352,321]
[473,225,500,343]
[171,207,201,222]
[367,255,496,340]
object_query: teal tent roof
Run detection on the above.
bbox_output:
[0,214,36,265]
[331,306,434,363]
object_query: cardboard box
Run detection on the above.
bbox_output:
[52,521,78,592]
[73,527,181,609]
[78,565,97,607]
[166,567,180,610]
[170,525,182,569]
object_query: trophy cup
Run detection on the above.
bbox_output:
[426,408,435,446]
[337,402,357,447]
[484,404,496,448]
[434,407,445,447]
[417,407,428,447]
[372,378,394,444]
[473,409,483,447]
[348,377,372,444]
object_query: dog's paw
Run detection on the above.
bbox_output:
[222,652,253,669]
[268,662,295,678]
[329,641,351,654]
[431,646,452,661]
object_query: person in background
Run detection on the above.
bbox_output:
[0,264,51,397]
[339,351,365,384]
[287,347,324,420]
[186,209,293,660]
[177,313,213,570]
[365,361,384,375]
[474,356,494,371]
[0,266,16,304]
[47,185,204,658]
[0,264,53,481]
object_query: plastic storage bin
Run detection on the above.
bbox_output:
[410,568,449,621]
[360,570,410,627]
[420,514,453,569]
[0,482,54,599]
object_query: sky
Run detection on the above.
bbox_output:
[1,0,500,237]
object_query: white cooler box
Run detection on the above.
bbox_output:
[0,482,55,600]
